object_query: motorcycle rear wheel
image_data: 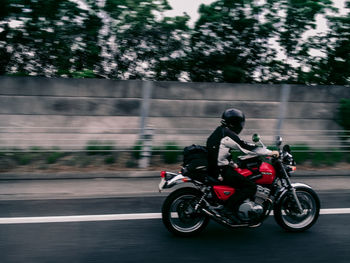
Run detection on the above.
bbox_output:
[162,187,209,237]
[274,187,320,232]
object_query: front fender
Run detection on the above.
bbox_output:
[275,183,314,204]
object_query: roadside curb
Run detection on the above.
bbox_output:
[0,169,349,180]
[294,170,350,177]
[0,171,160,180]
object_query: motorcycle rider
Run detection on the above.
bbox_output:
[206,108,279,222]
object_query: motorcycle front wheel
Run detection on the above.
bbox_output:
[162,187,209,237]
[274,187,320,232]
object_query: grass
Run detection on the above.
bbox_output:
[310,151,344,166]
[290,145,311,164]
[0,142,348,172]
[104,155,116,164]
[162,142,182,164]
[85,141,115,155]
[131,141,182,164]
[16,153,33,165]
[131,141,143,160]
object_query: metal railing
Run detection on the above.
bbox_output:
[0,127,349,152]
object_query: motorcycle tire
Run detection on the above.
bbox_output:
[162,187,209,237]
[274,186,320,232]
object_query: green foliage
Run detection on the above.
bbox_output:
[78,156,92,168]
[310,151,343,166]
[188,0,275,83]
[290,145,311,164]
[15,153,33,165]
[29,146,43,152]
[162,142,181,164]
[277,0,334,57]
[289,145,346,166]
[131,140,164,161]
[103,0,190,80]
[126,160,138,168]
[346,151,350,163]
[0,0,102,77]
[104,155,116,164]
[298,2,350,85]
[0,0,349,84]
[46,150,64,164]
[131,141,143,160]
[71,70,96,79]
[338,99,350,131]
[85,141,115,155]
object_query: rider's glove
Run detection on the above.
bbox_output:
[270,151,280,158]
[229,161,238,169]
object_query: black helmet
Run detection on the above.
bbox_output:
[221,108,245,134]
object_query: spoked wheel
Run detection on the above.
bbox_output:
[162,187,209,237]
[274,187,320,232]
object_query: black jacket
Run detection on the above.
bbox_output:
[206,125,270,178]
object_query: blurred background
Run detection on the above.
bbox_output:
[0,0,349,172]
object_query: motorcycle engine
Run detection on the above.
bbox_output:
[255,185,271,206]
[237,186,270,222]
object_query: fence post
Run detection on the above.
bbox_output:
[276,84,291,139]
[139,81,153,168]
[139,126,154,168]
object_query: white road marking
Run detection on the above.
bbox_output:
[0,213,161,224]
[319,208,350,215]
[0,208,349,224]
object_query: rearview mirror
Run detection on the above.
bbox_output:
[283,144,291,153]
[252,133,260,143]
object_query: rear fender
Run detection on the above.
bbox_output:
[159,172,192,191]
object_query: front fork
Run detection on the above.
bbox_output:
[289,184,304,214]
[280,165,304,214]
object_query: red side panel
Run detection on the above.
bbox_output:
[213,185,235,201]
[256,162,276,185]
[234,168,253,177]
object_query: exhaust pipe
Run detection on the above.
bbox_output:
[201,207,250,228]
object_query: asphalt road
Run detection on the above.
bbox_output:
[0,192,349,263]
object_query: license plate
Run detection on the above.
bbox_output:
[158,178,166,192]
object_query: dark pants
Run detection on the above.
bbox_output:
[220,165,257,211]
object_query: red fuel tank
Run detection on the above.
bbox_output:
[234,162,276,185]
[234,168,253,177]
[255,162,276,185]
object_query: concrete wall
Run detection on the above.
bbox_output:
[0,76,349,150]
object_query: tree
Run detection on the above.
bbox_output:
[102,0,190,80]
[265,0,335,83]
[185,0,276,83]
[325,4,350,85]
[0,0,348,84]
[302,1,350,85]
[0,0,22,75]
[0,0,103,77]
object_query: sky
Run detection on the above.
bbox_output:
[164,0,348,63]
[165,0,348,27]
[165,0,214,25]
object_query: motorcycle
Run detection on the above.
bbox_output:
[158,134,320,236]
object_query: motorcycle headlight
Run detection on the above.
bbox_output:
[286,165,297,173]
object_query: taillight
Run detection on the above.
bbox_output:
[160,171,167,178]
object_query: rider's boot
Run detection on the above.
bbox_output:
[221,206,241,224]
